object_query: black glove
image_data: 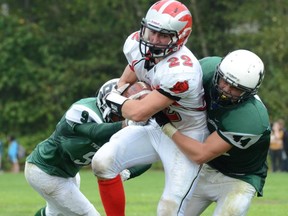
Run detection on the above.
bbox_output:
[152,111,170,127]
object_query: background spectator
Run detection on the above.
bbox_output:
[269,120,285,172]
[0,139,3,173]
[278,119,288,171]
[7,135,20,173]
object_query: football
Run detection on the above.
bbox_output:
[122,81,152,100]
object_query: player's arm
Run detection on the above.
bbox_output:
[121,164,152,181]
[73,122,123,146]
[118,64,138,87]
[171,130,232,164]
[128,164,152,179]
[121,90,174,122]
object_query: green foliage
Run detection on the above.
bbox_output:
[1,0,288,148]
[0,1,151,146]
[188,0,288,123]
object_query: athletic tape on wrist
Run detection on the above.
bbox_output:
[162,123,177,139]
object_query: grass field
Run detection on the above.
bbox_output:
[0,169,287,216]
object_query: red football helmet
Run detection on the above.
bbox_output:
[140,0,193,58]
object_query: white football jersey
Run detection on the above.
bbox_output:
[123,31,207,132]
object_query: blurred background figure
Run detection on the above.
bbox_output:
[0,138,3,173]
[278,119,288,172]
[7,135,20,173]
[269,120,285,172]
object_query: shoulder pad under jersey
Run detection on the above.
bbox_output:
[123,31,140,65]
[65,104,103,124]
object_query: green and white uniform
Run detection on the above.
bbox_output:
[26,98,122,178]
[185,57,271,216]
[25,97,150,216]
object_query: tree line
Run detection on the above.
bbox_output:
[0,0,287,150]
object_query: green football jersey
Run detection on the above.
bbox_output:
[200,57,271,196]
[26,98,122,178]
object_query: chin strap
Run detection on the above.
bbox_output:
[144,57,155,70]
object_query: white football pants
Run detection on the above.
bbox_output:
[92,120,209,216]
[24,162,100,216]
[183,164,256,216]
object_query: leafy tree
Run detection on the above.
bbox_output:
[189,0,288,122]
[1,0,288,149]
[0,0,151,148]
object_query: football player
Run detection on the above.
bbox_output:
[24,79,151,216]
[91,1,209,215]
[155,49,271,216]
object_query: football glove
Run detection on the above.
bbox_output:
[152,111,170,127]
[105,83,131,116]
[120,169,131,181]
[152,111,177,138]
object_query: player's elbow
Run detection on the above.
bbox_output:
[193,156,209,165]
[189,152,211,165]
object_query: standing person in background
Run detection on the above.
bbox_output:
[269,120,285,172]
[280,119,288,171]
[0,138,3,173]
[7,135,20,173]
[92,1,208,215]
[154,49,271,216]
[24,79,151,216]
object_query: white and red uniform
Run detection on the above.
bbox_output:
[126,31,207,132]
[92,32,209,215]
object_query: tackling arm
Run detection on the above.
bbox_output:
[118,64,138,87]
[73,122,123,146]
[175,130,232,164]
[127,164,152,180]
[121,90,174,122]
[106,89,174,122]
[162,124,232,164]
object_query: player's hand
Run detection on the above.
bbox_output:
[152,111,170,127]
[152,111,177,138]
[120,169,131,181]
[125,119,148,126]
[104,83,130,117]
[113,83,130,95]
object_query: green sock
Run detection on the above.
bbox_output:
[35,207,46,216]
